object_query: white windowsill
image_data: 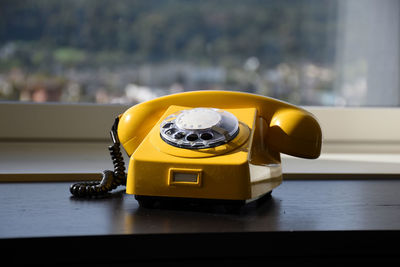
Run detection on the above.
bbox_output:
[282,153,400,174]
[1,102,400,180]
[1,141,400,181]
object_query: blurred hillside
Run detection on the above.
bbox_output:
[0,0,337,104]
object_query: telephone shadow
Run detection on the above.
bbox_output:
[135,191,273,215]
[121,193,282,235]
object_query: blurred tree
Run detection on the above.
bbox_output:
[0,0,337,67]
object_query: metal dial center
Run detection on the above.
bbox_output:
[175,108,222,130]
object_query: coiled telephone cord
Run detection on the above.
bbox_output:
[69,117,126,198]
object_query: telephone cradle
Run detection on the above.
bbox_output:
[70,91,322,209]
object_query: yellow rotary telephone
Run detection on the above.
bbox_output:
[70,91,322,207]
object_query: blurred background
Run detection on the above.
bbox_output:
[0,0,398,106]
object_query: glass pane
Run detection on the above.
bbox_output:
[0,0,398,106]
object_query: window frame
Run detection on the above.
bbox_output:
[2,102,400,147]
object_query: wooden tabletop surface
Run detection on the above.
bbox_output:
[1,179,400,264]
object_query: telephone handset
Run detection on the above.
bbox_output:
[70,91,321,206]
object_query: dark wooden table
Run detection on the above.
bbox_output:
[1,179,400,264]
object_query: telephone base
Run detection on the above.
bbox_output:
[135,192,272,213]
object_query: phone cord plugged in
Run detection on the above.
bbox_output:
[69,117,126,198]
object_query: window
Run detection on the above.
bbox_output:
[1,0,399,106]
[1,0,400,180]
